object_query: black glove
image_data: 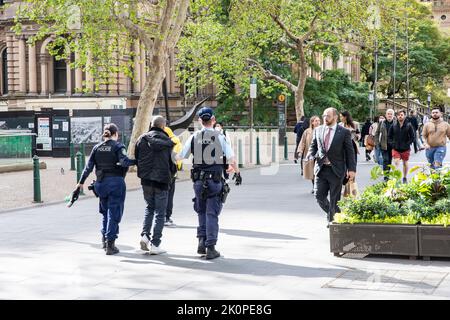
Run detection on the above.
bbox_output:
[233,172,242,185]
[67,186,81,208]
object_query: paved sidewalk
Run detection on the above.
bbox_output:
[0,147,450,299]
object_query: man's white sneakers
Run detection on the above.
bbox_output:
[150,245,166,255]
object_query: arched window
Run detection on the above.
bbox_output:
[53,56,67,93]
[2,48,8,95]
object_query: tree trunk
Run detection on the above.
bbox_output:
[294,45,308,121]
[127,53,167,158]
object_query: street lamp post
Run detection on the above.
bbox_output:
[249,77,257,164]
[373,39,379,121]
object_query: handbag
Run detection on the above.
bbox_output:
[365,134,375,148]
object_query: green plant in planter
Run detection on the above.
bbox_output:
[337,165,450,225]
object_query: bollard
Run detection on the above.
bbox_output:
[70,142,75,171]
[272,136,276,163]
[238,139,243,168]
[33,155,42,203]
[80,142,86,170]
[76,151,85,195]
[284,136,288,160]
[256,136,261,165]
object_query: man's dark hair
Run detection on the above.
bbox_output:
[397,109,406,116]
[300,116,305,122]
[432,106,442,112]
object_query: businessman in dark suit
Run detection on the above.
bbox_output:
[307,107,357,226]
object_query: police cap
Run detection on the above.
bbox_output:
[198,107,214,121]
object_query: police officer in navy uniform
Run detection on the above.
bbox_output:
[179,107,242,259]
[76,123,136,255]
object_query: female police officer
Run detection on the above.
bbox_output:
[76,123,136,255]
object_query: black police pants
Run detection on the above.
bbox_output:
[193,179,223,247]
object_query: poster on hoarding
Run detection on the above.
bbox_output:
[71,117,102,144]
[52,116,70,148]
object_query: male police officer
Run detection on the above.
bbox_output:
[178,107,241,259]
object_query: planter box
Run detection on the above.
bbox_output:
[418,225,450,259]
[330,223,419,257]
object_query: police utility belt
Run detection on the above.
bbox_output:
[191,170,222,183]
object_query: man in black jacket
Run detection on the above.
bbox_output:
[388,110,415,183]
[307,107,356,227]
[135,115,176,255]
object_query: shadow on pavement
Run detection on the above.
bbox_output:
[117,252,343,278]
[174,225,306,241]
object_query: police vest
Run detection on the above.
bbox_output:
[94,140,125,178]
[190,130,224,173]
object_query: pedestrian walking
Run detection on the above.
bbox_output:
[135,116,177,255]
[294,117,310,174]
[296,116,321,194]
[369,116,383,166]
[307,107,356,227]
[75,123,136,255]
[163,126,183,227]
[388,110,415,183]
[374,109,395,180]
[178,107,241,259]
[339,111,360,197]
[422,107,450,169]
[294,116,306,161]
[361,119,372,161]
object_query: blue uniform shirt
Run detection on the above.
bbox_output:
[79,140,136,184]
[180,128,234,160]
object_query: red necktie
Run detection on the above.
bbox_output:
[324,127,332,151]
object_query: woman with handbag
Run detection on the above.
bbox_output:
[339,111,360,197]
[296,116,321,194]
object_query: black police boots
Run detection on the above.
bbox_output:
[197,237,206,255]
[105,240,119,255]
[206,245,220,260]
[102,235,106,250]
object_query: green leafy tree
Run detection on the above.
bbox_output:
[13,0,189,155]
[177,0,397,121]
[304,69,371,120]
[361,0,450,108]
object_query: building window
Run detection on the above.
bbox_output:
[53,57,67,93]
[2,48,7,95]
[441,15,447,21]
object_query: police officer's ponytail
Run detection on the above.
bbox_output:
[103,123,118,139]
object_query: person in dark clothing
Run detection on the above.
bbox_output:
[135,115,177,255]
[361,119,372,161]
[76,123,136,255]
[294,116,306,152]
[374,109,395,181]
[294,116,309,174]
[388,110,415,183]
[407,110,423,153]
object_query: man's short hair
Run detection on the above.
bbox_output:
[432,106,442,112]
[324,107,338,117]
[151,115,166,129]
[397,109,406,116]
[386,109,395,115]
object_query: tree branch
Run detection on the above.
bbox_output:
[280,38,297,51]
[270,14,300,43]
[247,58,296,92]
[112,12,151,45]
[167,0,189,48]
[300,13,319,42]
